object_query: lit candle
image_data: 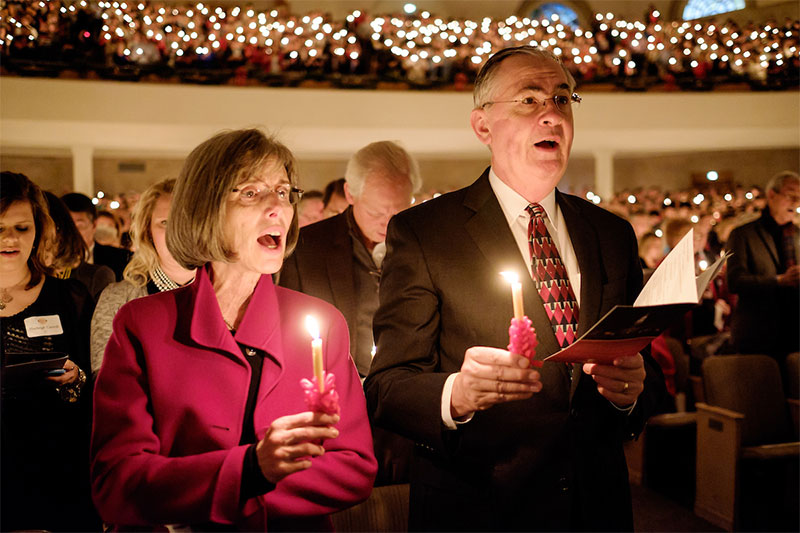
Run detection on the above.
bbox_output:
[305,315,324,392]
[500,271,524,320]
[501,271,539,365]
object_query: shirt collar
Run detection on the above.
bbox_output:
[346,206,378,253]
[488,167,558,224]
[762,206,793,231]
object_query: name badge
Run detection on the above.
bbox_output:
[24,315,64,338]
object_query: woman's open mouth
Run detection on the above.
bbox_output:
[257,231,282,250]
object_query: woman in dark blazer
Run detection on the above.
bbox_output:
[1,172,98,532]
[90,129,377,531]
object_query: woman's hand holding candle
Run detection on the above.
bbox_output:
[255,411,340,483]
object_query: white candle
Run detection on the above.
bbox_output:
[500,271,524,320]
[305,315,324,392]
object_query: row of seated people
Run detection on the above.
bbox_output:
[1,150,797,530]
[2,0,798,90]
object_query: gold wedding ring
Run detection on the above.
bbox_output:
[622,381,629,392]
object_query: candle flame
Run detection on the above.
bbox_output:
[305,315,320,340]
[500,271,519,284]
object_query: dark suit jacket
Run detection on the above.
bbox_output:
[93,242,131,282]
[726,212,800,355]
[279,211,364,372]
[71,261,115,301]
[280,210,416,485]
[364,171,666,531]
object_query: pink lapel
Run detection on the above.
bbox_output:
[189,265,244,363]
[234,274,283,363]
[188,265,287,402]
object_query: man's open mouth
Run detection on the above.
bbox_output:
[535,140,559,149]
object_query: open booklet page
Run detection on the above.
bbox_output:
[634,229,697,307]
[544,229,729,364]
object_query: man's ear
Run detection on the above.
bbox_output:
[470,108,491,146]
[343,182,356,205]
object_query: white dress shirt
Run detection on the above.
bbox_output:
[488,169,581,301]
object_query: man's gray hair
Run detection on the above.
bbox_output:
[473,45,577,109]
[765,170,800,194]
[345,140,422,198]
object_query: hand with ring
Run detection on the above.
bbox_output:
[46,360,80,385]
[582,354,645,407]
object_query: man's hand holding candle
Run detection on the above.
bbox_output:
[450,347,542,420]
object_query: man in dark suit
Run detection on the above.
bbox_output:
[279,141,420,485]
[279,141,420,378]
[61,193,131,281]
[364,46,666,531]
[727,171,800,361]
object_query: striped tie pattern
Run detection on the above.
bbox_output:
[526,203,579,348]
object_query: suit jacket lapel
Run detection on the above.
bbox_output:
[755,218,780,268]
[463,171,562,360]
[556,191,604,334]
[556,191,605,397]
[325,213,358,344]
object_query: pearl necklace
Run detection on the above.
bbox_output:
[151,266,181,293]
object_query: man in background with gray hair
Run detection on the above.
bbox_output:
[280,140,421,376]
[279,140,421,485]
[726,170,800,372]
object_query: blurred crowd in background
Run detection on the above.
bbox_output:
[2,0,798,90]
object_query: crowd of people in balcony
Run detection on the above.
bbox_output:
[2,0,798,90]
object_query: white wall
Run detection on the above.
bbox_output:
[1,77,798,195]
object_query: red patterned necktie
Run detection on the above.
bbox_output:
[526,204,579,348]
[783,223,798,269]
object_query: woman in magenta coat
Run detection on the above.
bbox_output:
[90,129,377,531]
